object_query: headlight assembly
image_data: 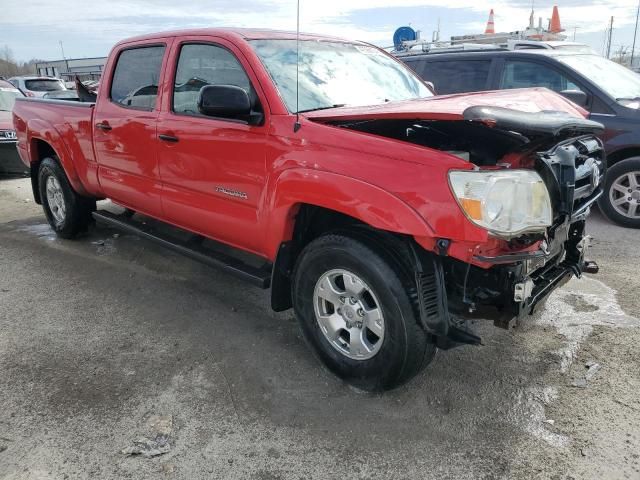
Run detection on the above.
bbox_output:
[448,170,552,238]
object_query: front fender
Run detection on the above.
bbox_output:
[26,118,89,196]
[264,168,436,259]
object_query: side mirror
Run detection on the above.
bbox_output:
[560,89,588,108]
[197,85,251,119]
[425,81,436,95]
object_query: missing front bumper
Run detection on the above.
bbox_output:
[442,219,597,329]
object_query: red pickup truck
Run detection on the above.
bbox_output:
[13,28,603,390]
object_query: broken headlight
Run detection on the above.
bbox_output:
[448,170,552,238]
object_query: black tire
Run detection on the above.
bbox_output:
[598,157,640,228]
[38,157,96,239]
[292,233,436,391]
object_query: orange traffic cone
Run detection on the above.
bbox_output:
[485,9,496,34]
[549,6,563,33]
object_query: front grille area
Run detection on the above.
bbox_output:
[0,130,17,143]
[537,135,605,220]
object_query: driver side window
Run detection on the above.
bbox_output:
[173,43,254,115]
[501,60,582,93]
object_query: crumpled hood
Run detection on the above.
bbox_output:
[303,87,588,123]
[0,110,13,131]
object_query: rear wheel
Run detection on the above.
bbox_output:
[38,157,95,239]
[292,233,436,391]
[599,157,640,228]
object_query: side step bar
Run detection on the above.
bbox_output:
[92,210,272,288]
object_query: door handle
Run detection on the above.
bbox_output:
[95,122,112,131]
[158,134,179,143]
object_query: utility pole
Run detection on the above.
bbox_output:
[59,40,70,79]
[605,16,614,59]
[568,25,580,41]
[631,0,640,67]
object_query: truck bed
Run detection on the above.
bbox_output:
[13,96,98,198]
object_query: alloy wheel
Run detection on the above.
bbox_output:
[45,176,66,225]
[610,171,640,219]
[313,269,385,360]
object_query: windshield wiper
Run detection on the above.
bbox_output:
[297,104,346,113]
[616,96,640,102]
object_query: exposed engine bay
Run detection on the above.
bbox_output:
[329,106,606,170]
[331,117,526,166]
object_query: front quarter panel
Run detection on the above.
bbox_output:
[591,108,640,163]
[264,167,436,259]
[262,117,490,261]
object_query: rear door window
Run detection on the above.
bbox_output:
[500,60,583,92]
[422,60,492,94]
[110,45,165,110]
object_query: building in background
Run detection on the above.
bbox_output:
[35,57,107,81]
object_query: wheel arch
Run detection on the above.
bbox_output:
[28,138,57,204]
[264,168,435,260]
[266,169,436,311]
[606,147,640,167]
[25,121,89,203]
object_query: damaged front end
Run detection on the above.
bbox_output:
[331,104,604,346]
[443,107,604,332]
[443,217,598,331]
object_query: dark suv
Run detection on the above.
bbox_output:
[401,49,640,228]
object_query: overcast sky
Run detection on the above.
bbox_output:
[1,0,639,61]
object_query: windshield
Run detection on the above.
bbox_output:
[250,39,432,113]
[0,87,23,111]
[24,79,66,92]
[557,54,640,106]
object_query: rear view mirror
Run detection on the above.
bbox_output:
[560,89,588,108]
[197,85,251,119]
[425,81,436,94]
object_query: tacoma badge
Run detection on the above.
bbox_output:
[215,186,248,200]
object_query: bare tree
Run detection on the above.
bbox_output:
[0,46,38,78]
[1,45,14,63]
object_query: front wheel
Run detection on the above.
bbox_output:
[292,233,436,391]
[38,157,95,239]
[598,157,640,228]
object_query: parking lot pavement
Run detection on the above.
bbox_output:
[1,177,639,480]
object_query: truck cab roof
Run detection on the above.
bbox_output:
[117,28,364,47]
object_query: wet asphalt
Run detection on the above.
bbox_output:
[0,178,638,479]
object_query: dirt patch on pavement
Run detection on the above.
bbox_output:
[0,177,41,222]
[1,179,639,479]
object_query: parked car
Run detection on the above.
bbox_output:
[0,79,27,175]
[82,80,100,92]
[8,76,67,98]
[13,29,602,390]
[400,49,640,228]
